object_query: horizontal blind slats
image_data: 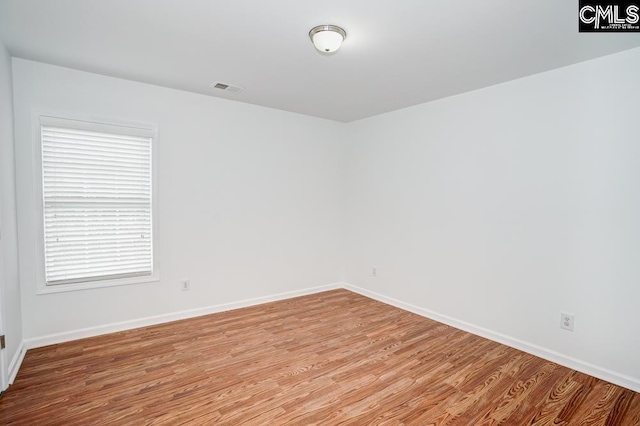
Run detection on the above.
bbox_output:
[42,142,150,156]
[43,127,151,143]
[45,250,152,261]
[45,192,150,199]
[43,158,151,172]
[44,222,150,232]
[44,249,151,262]
[43,136,151,151]
[42,124,154,285]
[46,259,152,274]
[47,270,150,285]
[44,167,150,176]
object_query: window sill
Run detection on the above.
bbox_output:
[36,273,160,295]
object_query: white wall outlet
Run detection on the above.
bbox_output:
[560,312,574,331]
[181,279,190,291]
[372,266,377,277]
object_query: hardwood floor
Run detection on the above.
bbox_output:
[1,289,638,425]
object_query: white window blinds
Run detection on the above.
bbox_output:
[41,123,154,286]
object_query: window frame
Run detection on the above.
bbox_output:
[32,112,160,294]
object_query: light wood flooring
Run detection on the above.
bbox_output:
[0,289,638,425]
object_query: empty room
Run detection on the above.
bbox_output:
[0,0,639,424]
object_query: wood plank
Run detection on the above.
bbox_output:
[0,289,637,424]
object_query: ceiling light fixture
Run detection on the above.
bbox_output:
[309,25,347,53]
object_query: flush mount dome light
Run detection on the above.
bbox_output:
[309,25,346,53]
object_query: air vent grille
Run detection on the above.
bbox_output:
[210,81,245,94]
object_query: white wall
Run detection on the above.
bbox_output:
[345,48,640,389]
[12,59,346,343]
[9,48,640,391]
[0,39,24,383]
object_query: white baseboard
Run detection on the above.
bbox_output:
[8,341,26,385]
[342,282,640,393]
[24,283,342,350]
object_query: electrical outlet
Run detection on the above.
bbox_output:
[181,279,190,291]
[372,266,377,277]
[560,312,574,331]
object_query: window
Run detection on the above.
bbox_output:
[37,115,158,292]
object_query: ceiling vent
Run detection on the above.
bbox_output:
[210,81,245,94]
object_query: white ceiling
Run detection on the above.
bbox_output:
[1,0,639,122]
